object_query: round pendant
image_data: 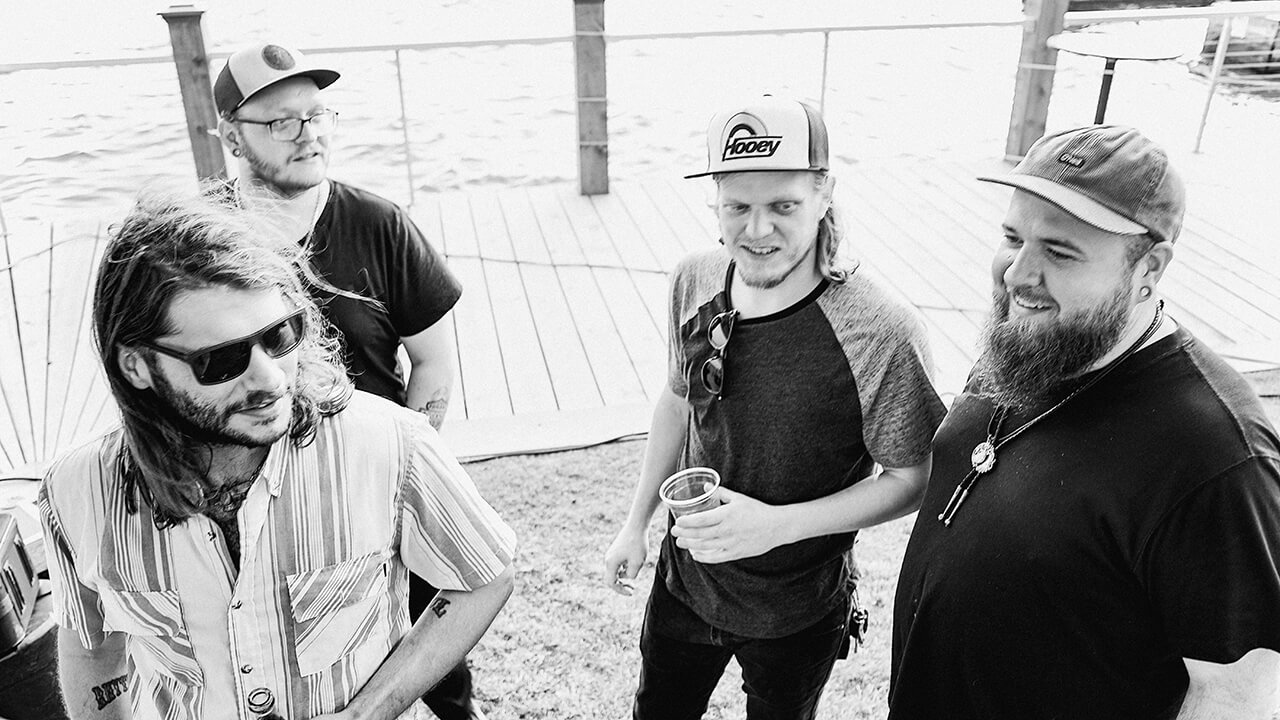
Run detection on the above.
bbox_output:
[971,441,997,474]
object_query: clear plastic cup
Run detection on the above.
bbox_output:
[659,467,722,518]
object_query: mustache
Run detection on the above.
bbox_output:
[233,389,288,412]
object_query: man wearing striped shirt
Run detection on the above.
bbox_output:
[38,192,516,720]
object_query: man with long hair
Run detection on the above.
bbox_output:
[212,41,483,720]
[39,191,515,720]
[603,96,946,719]
[889,125,1280,719]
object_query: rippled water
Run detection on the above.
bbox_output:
[2,0,1277,260]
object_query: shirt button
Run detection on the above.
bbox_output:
[246,687,275,714]
[231,600,242,610]
[240,664,253,674]
[208,531,217,540]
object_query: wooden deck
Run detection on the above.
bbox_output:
[2,155,1278,471]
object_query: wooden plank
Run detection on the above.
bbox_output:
[588,191,663,272]
[408,195,446,255]
[861,167,996,305]
[449,258,511,419]
[519,264,603,411]
[0,243,49,466]
[496,188,552,265]
[555,266,648,405]
[469,188,516,262]
[843,178,984,310]
[631,271,672,344]
[1173,230,1280,326]
[918,308,978,401]
[45,236,102,457]
[484,261,557,415]
[441,403,652,464]
[526,185,587,267]
[845,210,952,310]
[0,264,31,469]
[611,182,690,273]
[897,160,1002,256]
[666,178,721,241]
[593,267,667,401]
[555,186,624,268]
[639,179,718,254]
[439,312,467,430]
[438,191,480,259]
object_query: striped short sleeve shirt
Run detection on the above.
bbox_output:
[39,391,517,720]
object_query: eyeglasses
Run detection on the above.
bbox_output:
[139,310,306,385]
[700,309,738,399]
[233,109,339,142]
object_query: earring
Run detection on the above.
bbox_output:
[232,148,243,158]
[1139,286,1152,300]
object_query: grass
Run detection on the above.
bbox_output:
[410,439,914,720]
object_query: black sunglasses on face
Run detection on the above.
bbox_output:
[139,310,306,385]
[700,309,738,399]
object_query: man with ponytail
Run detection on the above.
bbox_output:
[604,96,946,719]
[39,191,515,720]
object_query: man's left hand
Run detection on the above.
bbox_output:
[670,487,786,563]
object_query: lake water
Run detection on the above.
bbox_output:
[2,0,1277,260]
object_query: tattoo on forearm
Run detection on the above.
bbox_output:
[429,596,451,618]
[416,397,449,431]
[92,674,129,710]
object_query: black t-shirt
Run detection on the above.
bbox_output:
[308,181,461,405]
[890,328,1280,720]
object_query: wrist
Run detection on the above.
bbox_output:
[773,504,802,546]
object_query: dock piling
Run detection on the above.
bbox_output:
[574,0,608,195]
[160,4,227,181]
[1005,0,1070,161]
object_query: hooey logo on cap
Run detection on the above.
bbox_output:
[721,113,782,163]
[261,45,296,71]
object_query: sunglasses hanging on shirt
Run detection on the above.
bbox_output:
[700,262,738,399]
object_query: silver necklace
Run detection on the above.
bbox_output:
[938,300,1165,526]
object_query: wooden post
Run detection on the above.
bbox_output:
[1004,0,1070,161]
[160,4,226,181]
[574,0,608,195]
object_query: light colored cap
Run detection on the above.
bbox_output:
[685,96,829,179]
[214,42,340,118]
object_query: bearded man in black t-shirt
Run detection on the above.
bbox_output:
[889,125,1280,720]
[214,42,481,720]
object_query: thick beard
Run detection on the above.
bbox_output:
[149,366,292,448]
[976,283,1132,411]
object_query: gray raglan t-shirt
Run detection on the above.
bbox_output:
[660,249,945,638]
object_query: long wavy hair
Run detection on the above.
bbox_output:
[93,190,352,525]
[713,170,852,283]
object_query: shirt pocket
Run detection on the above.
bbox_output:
[98,588,204,688]
[286,550,392,677]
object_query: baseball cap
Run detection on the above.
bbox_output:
[977,125,1185,245]
[214,42,340,118]
[685,96,829,179]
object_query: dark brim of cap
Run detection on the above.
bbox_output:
[683,164,829,180]
[977,174,1147,236]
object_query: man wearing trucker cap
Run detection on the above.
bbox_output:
[604,96,946,719]
[214,43,478,720]
[889,125,1280,719]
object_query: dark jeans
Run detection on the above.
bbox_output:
[634,578,849,720]
[410,573,476,720]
